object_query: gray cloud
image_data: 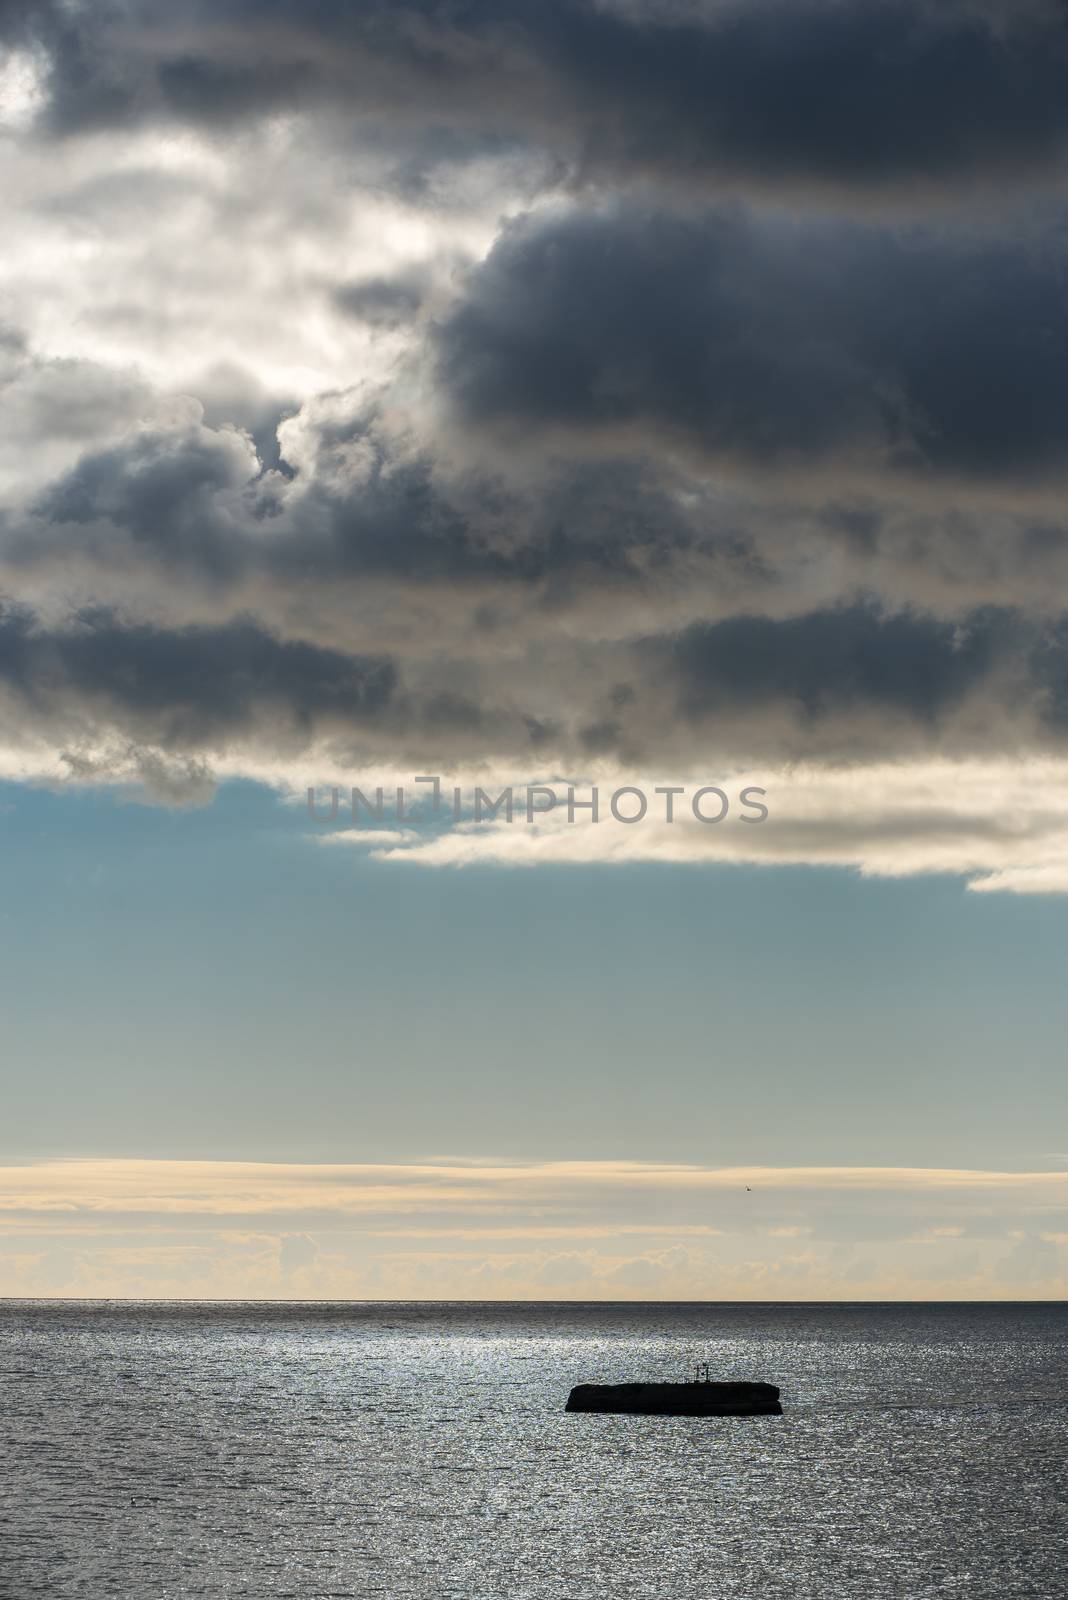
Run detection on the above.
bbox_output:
[6,360,1068,776]
[34,420,260,578]
[332,276,426,329]
[3,0,1068,890]
[0,601,396,752]
[16,2,1068,203]
[3,576,1068,779]
[670,606,1005,727]
[18,396,743,595]
[437,202,1068,489]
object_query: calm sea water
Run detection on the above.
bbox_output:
[1,1301,1066,1598]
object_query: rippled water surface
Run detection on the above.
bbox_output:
[2,1301,1066,1597]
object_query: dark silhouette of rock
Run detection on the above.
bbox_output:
[565,1381,782,1417]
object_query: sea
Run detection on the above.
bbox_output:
[1,1300,1066,1599]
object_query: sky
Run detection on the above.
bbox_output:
[1,0,1068,1299]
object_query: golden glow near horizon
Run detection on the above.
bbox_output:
[2,1159,1065,1301]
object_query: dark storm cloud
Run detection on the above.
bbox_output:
[437,203,1068,485]
[16,348,1068,772]
[0,601,395,749]
[33,422,259,577]
[1028,616,1068,732]
[21,403,745,597]
[7,0,1068,796]
[3,588,1068,774]
[668,605,1005,726]
[603,601,1068,767]
[306,446,724,589]
[12,353,1068,688]
[19,1,1068,200]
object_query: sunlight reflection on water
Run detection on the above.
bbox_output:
[2,1301,1066,1597]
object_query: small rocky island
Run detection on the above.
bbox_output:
[565,1381,782,1417]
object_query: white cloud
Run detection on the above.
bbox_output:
[332,757,1068,894]
[0,48,46,132]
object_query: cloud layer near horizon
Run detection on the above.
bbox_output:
[3,1,1068,885]
[2,1157,1066,1299]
